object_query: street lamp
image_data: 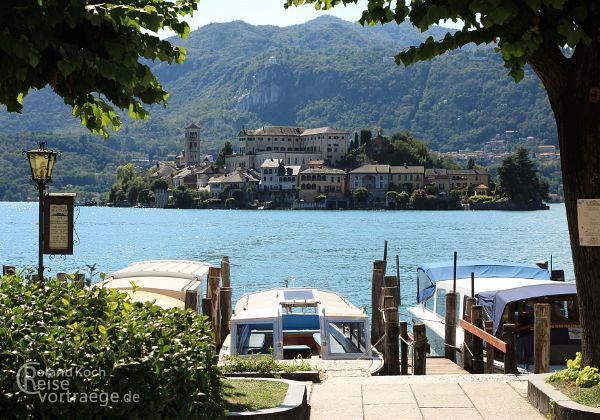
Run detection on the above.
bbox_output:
[24,142,59,282]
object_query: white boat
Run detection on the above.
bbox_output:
[219,287,384,374]
[407,260,580,371]
[98,260,212,309]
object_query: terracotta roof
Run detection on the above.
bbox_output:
[390,166,424,174]
[349,164,390,174]
[209,169,260,184]
[240,126,304,136]
[475,184,489,189]
[300,168,346,175]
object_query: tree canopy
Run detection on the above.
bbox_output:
[0,0,196,137]
[498,148,548,206]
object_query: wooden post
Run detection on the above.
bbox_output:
[202,298,213,323]
[184,290,198,312]
[395,255,401,306]
[207,267,221,345]
[383,240,388,262]
[463,297,476,373]
[2,265,16,276]
[221,256,231,287]
[470,272,475,297]
[74,273,85,288]
[56,272,67,282]
[503,323,517,374]
[444,292,457,362]
[485,320,495,374]
[371,260,386,350]
[413,324,427,375]
[471,305,484,374]
[383,307,400,375]
[534,303,551,374]
[453,251,458,292]
[400,321,409,375]
[383,276,400,306]
[220,287,233,347]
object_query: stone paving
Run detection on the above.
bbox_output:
[308,374,544,420]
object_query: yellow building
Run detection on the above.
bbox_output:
[298,167,347,202]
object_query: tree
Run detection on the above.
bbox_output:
[467,158,475,170]
[359,129,372,146]
[216,141,233,165]
[0,1,196,137]
[352,187,369,204]
[172,186,194,209]
[409,189,428,210]
[286,0,600,368]
[498,148,548,206]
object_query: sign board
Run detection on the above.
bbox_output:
[577,199,600,246]
[43,193,75,255]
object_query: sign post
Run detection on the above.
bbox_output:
[43,193,75,255]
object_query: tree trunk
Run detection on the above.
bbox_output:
[531,37,600,368]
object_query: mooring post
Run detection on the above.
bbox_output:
[74,273,85,288]
[534,303,551,374]
[400,321,409,375]
[471,305,484,374]
[444,292,457,362]
[220,287,233,348]
[453,251,458,292]
[383,275,400,307]
[221,256,231,288]
[395,255,401,306]
[383,240,388,262]
[383,307,400,375]
[56,272,67,282]
[485,320,495,374]
[413,324,427,375]
[504,323,517,374]
[463,296,476,373]
[470,272,475,297]
[371,260,387,351]
[2,265,15,276]
[184,289,198,312]
[207,267,221,345]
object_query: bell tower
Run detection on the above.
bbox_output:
[184,123,201,167]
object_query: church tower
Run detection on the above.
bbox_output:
[184,123,201,167]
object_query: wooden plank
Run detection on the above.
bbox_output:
[459,319,507,353]
[534,303,551,374]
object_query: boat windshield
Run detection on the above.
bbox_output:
[236,323,274,355]
[328,321,367,354]
[281,304,318,315]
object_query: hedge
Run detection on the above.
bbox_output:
[0,273,223,419]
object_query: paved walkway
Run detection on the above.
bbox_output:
[308,374,544,420]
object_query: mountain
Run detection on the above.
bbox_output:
[0,16,557,200]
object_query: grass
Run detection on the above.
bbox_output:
[553,382,600,408]
[222,379,288,412]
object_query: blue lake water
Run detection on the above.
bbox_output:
[0,202,573,320]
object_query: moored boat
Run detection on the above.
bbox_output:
[98,260,212,309]
[407,260,580,372]
[219,287,384,374]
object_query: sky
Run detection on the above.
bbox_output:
[186,0,369,29]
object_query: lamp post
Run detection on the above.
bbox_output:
[24,142,59,282]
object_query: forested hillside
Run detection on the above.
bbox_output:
[0,16,558,200]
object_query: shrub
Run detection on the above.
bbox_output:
[314,194,327,203]
[409,189,428,209]
[468,195,494,203]
[352,187,369,203]
[221,353,311,374]
[548,352,600,388]
[0,274,223,418]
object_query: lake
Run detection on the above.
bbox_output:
[0,202,573,320]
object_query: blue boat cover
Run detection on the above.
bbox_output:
[417,260,550,303]
[478,282,577,334]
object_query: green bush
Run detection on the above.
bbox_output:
[0,274,223,418]
[221,353,311,374]
[548,352,600,388]
[468,195,494,203]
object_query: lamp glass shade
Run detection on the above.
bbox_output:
[26,149,58,181]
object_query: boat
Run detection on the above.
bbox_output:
[219,287,384,374]
[407,260,580,372]
[97,260,212,309]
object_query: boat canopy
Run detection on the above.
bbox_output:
[417,260,550,303]
[478,282,577,335]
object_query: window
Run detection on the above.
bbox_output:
[236,323,274,355]
[327,321,366,354]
